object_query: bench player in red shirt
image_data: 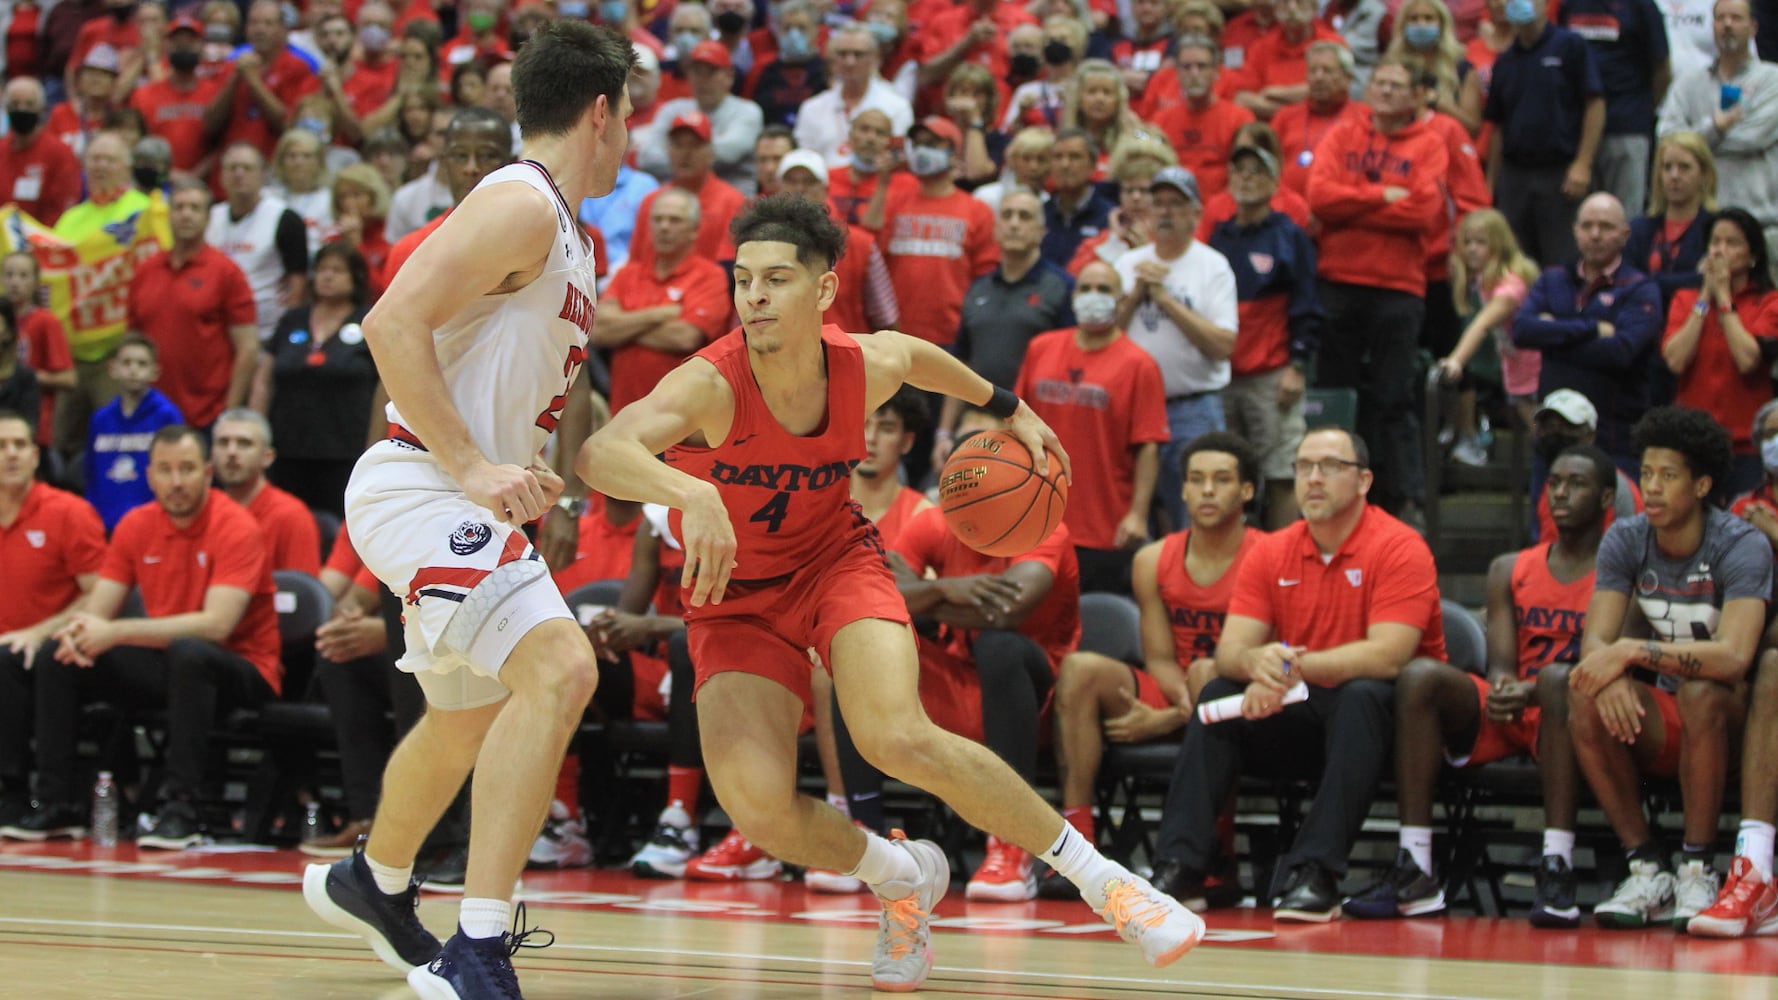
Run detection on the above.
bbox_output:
[1343,445,1611,926]
[581,195,1204,992]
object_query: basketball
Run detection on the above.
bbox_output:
[937,430,1069,557]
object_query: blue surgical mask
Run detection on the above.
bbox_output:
[358,23,391,52]
[295,116,329,140]
[779,27,812,61]
[850,150,880,174]
[674,31,704,59]
[1403,23,1441,48]
[1073,292,1117,327]
[559,0,590,18]
[907,145,952,177]
[1505,0,1538,25]
[599,0,627,21]
[867,21,899,47]
[1763,435,1778,473]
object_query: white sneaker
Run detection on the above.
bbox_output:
[1673,858,1721,931]
[630,822,699,879]
[869,833,949,993]
[1595,858,1677,929]
[1093,865,1206,967]
[528,801,592,869]
[1451,437,1489,467]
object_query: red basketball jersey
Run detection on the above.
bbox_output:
[1510,543,1592,679]
[665,325,878,583]
[874,486,928,548]
[1155,527,1267,665]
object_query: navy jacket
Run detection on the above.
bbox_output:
[1206,210,1324,369]
[1623,210,1713,310]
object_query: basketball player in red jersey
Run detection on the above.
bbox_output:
[1049,432,1265,898]
[580,195,1205,991]
[850,386,933,547]
[303,23,634,1000]
[1342,445,1611,927]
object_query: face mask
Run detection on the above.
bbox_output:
[296,116,329,139]
[204,23,233,43]
[132,165,163,189]
[6,109,38,135]
[1536,432,1583,467]
[715,9,747,33]
[168,48,202,72]
[1505,0,1537,25]
[674,31,704,59]
[850,149,879,174]
[559,0,589,16]
[1043,40,1073,66]
[600,0,627,20]
[867,20,898,47]
[1763,435,1778,474]
[1074,292,1117,327]
[907,144,952,177]
[467,11,497,33]
[779,27,812,61]
[1010,53,1040,78]
[110,4,134,23]
[1403,23,1441,48]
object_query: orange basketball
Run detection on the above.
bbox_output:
[937,430,1069,557]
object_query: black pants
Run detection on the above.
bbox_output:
[314,653,427,820]
[34,638,274,806]
[269,456,356,519]
[1154,678,1395,884]
[835,630,1051,831]
[1495,161,1579,268]
[665,631,701,769]
[1317,281,1426,510]
[1076,547,1135,596]
[0,644,52,794]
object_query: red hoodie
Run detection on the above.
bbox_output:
[1306,111,1449,296]
[1419,110,1491,284]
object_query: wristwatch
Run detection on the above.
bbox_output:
[556,495,590,518]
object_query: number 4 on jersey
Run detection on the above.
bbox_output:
[750,491,790,533]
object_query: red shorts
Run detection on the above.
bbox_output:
[1644,684,1683,777]
[1456,673,1540,767]
[631,650,669,722]
[684,539,910,707]
[1132,666,1172,711]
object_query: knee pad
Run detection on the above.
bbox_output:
[438,556,555,662]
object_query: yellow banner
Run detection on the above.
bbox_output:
[0,194,172,362]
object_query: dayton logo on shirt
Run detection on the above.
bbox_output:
[887,215,969,259]
[25,530,45,548]
[709,459,861,491]
[1033,376,1110,410]
[1343,149,1413,180]
[1345,568,1362,587]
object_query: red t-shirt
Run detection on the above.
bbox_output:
[43,101,104,155]
[627,176,747,267]
[550,501,643,594]
[101,489,283,694]
[131,75,225,172]
[915,1,1039,94]
[828,166,917,230]
[1509,542,1592,679]
[18,308,71,446]
[879,187,999,345]
[894,505,1081,670]
[826,225,884,335]
[244,481,322,575]
[1111,35,1175,101]
[601,253,731,412]
[380,210,448,286]
[68,16,140,74]
[1271,98,1371,198]
[128,245,257,427]
[1227,503,1446,663]
[219,48,321,158]
[1015,328,1171,549]
[872,486,929,549]
[1149,99,1256,200]
[341,54,400,119]
[0,482,106,634]
[0,132,83,225]
[1733,483,1778,519]
[1664,287,1778,452]
[1151,527,1266,665]
[1218,22,1347,100]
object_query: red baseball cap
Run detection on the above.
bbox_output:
[168,15,204,37]
[688,40,732,69]
[909,116,963,152]
[669,110,713,142]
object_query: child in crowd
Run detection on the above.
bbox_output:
[1438,208,1542,466]
[83,334,182,532]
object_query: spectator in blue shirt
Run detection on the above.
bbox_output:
[1513,193,1664,474]
[84,334,184,532]
[1559,0,1672,216]
[1041,128,1116,270]
[1485,0,1606,265]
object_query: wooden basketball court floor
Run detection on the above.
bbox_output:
[5,841,1778,999]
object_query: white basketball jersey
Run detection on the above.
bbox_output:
[385,161,597,468]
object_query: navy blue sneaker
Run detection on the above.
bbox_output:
[408,905,555,999]
[303,842,442,972]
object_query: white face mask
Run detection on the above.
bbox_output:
[906,145,952,177]
[1074,291,1117,327]
[1762,434,1778,474]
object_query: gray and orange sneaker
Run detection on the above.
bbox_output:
[1094,866,1207,967]
[868,832,949,992]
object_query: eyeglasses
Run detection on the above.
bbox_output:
[1292,457,1364,478]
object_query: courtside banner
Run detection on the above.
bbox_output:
[0,193,172,361]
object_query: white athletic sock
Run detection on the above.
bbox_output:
[658,803,692,830]
[1400,826,1435,877]
[826,793,851,818]
[460,898,512,940]
[1737,820,1776,879]
[847,832,919,889]
[365,854,413,896]
[1543,829,1576,867]
[1039,823,1124,911]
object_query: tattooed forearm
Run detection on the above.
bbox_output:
[1643,641,1665,669]
[1642,640,1705,679]
[1676,652,1704,679]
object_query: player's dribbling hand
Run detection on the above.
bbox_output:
[1007,402,1072,484]
[681,485,737,607]
[462,461,549,527]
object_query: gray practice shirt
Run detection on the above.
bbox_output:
[955,260,1077,390]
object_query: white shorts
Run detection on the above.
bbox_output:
[345,440,574,710]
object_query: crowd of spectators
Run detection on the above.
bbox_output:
[2,0,1778,933]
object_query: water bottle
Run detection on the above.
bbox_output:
[91,771,118,847]
[302,802,324,845]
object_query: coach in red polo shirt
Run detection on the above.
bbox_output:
[1148,426,1444,922]
[13,425,281,850]
[0,411,105,829]
[626,110,747,267]
[212,408,322,574]
[129,180,258,430]
[595,187,729,413]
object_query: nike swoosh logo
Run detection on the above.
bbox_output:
[144,557,162,564]
[1278,578,1300,586]
[731,434,758,446]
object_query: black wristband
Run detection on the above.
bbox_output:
[986,386,1020,419]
